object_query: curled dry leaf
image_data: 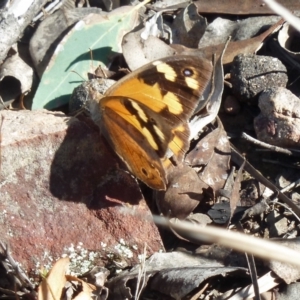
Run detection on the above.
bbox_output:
[65,275,99,300]
[0,0,46,62]
[155,163,208,219]
[122,6,196,70]
[189,35,226,140]
[0,52,34,108]
[278,22,300,63]
[122,30,176,70]
[38,257,70,300]
[171,3,207,47]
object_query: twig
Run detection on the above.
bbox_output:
[120,208,300,267]
[268,201,300,223]
[0,241,34,290]
[190,282,209,300]
[135,244,147,300]
[262,159,300,169]
[240,132,300,157]
[263,0,300,32]
[280,178,300,193]
[230,145,300,217]
[32,0,62,22]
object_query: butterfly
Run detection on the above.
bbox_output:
[88,55,213,190]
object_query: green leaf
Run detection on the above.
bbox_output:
[32,6,139,110]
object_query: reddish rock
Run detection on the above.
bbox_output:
[0,110,163,275]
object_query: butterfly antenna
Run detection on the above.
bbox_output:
[70,70,86,81]
[89,48,94,70]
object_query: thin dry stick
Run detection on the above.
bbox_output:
[241,132,300,157]
[263,0,300,32]
[280,178,300,193]
[0,241,34,289]
[135,244,148,300]
[152,215,300,268]
[269,201,300,223]
[190,282,209,300]
[230,145,300,217]
[19,93,26,110]
[262,159,300,169]
[120,208,300,268]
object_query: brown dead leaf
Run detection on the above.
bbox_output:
[65,275,96,300]
[186,126,230,193]
[155,164,207,219]
[38,257,70,300]
[171,3,207,47]
[194,0,300,15]
[172,18,285,65]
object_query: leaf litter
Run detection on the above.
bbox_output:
[2,0,300,299]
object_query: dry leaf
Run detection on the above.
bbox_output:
[65,275,96,300]
[186,126,231,193]
[171,3,207,47]
[194,0,300,15]
[155,163,207,219]
[173,18,285,65]
[38,257,70,300]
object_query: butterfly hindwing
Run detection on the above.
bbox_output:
[101,96,179,158]
[101,104,166,190]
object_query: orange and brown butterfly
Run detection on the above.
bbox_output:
[88,55,213,190]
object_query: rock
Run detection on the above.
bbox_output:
[275,282,300,300]
[268,239,300,284]
[231,54,288,102]
[266,210,288,237]
[0,110,163,275]
[254,87,300,148]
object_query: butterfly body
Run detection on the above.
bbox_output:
[89,55,212,190]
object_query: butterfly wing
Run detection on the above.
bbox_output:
[105,55,213,160]
[93,55,212,190]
